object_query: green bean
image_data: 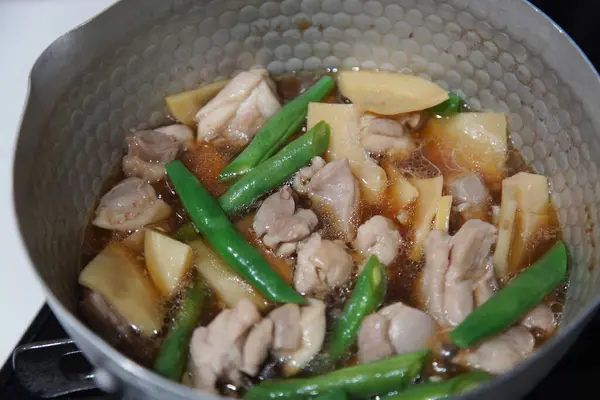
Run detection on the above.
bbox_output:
[327,255,386,361]
[219,76,335,182]
[173,222,199,243]
[312,389,348,400]
[450,240,567,348]
[427,92,463,116]
[244,350,430,400]
[382,373,490,400]
[219,121,330,215]
[166,160,306,304]
[153,278,206,381]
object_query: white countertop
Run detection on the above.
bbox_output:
[0,0,117,366]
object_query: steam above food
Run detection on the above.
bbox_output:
[80,69,567,399]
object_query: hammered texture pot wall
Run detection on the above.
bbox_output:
[13,0,600,399]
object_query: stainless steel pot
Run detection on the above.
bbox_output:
[12,0,600,398]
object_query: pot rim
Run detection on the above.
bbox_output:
[12,0,600,398]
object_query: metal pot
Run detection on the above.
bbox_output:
[12,0,600,398]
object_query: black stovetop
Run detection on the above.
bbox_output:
[2,0,600,398]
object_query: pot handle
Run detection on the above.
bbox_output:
[12,338,110,398]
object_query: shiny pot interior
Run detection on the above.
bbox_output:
[13,0,600,398]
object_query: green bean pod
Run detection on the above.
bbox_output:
[153,278,206,381]
[382,373,490,400]
[173,222,200,243]
[166,160,306,305]
[427,92,463,116]
[312,389,348,400]
[327,255,386,361]
[218,121,330,215]
[219,75,335,182]
[244,350,430,400]
[450,240,567,348]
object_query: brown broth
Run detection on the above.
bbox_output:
[79,71,567,392]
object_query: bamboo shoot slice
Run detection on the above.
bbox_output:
[410,175,444,261]
[189,239,270,311]
[510,211,550,271]
[384,162,419,209]
[504,172,549,214]
[307,103,387,202]
[78,243,163,336]
[435,195,453,232]
[165,80,230,126]
[337,71,449,115]
[494,172,549,277]
[422,113,507,189]
[145,230,193,296]
[493,185,518,278]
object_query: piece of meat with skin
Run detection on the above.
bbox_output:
[253,186,296,237]
[379,303,438,355]
[279,299,327,375]
[455,326,535,374]
[305,158,360,242]
[444,219,497,326]
[355,216,401,267]
[358,302,438,364]
[358,313,395,364]
[421,230,452,325]
[521,304,556,333]
[122,127,190,182]
[448,173,491,222]
[93,177,172,231]
[293,156,327,194]
[189,298,262,391]
[294,233,354,295]
[420,220,497,327]
[242,318,273,376]
[268,304,302,351]
[195,69,281,143]
[253,186,318,254]
[473,261,498,307]
[154,124,194,143]
[359,113,417,156]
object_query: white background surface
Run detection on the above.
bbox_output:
[0,0,117,365]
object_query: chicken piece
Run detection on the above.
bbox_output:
[279,299,327,375]
[421,220,497,327]
[195,69,281,143]
[92,177,171,231]
[358,302,438,364]
[242,318,273,376]
[300,158,360,242]
[357,313,396,364]
[355,216,401,267]
[359,113,417,156]
[294,233,354,295]
[293,156,326,194]
[444,219,497,326]
[268,304,302,351]
[122,126,192,182]
[473,262,498,307]
[189,298,262,391]
[455,326,535,374]
[380,303,438,355]
[253,186,318,256]
[154,124,194,143]
[448,173,491,222]
[521,304,556,333]
[421,231,452,324]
